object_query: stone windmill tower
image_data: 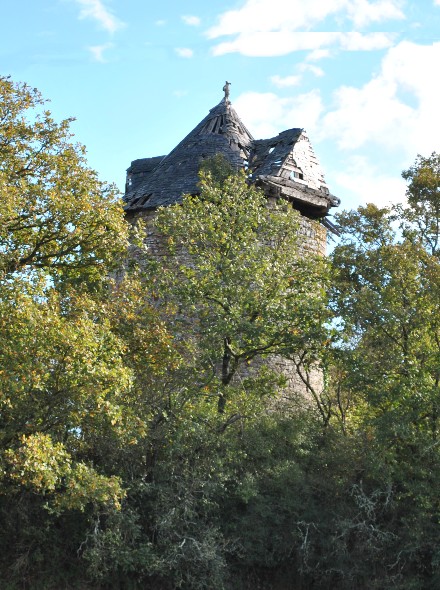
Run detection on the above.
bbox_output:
[123,84,339,402]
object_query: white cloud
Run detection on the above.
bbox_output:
[210,31,394,57]
[332,156,407,207]
[319,78,413,150]
[319,41,440,156]
[234,90,324,139]
[74,0,125,34]
[182,15,201,26]
[346,0,404,27]
[206,0,402,56]
[270,74,302,88]
[269,63,324,91]
[175,47,194,58]
[155,19,166,26]
[208,0,343,37]
[88,42,113,62]
[339,32,396,50]
[299,63,324,76]
[435,0,440,5]
[306,48,332,61]
[207,0,404,47]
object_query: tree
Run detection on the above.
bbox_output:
[77,168,334,589]
[400,152,440,256]
[12,74,440,589]
[0,76,127,285]
[0,76,133,576]
[328,154,440,588]
[146,170,331,415]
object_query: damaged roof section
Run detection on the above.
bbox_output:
[124,89,339,218]
[124,98,253,211]
[125,156,165,195]
[249,129,339,217]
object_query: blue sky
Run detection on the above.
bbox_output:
[2,0,440,212]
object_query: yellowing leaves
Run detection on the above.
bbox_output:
[4,433,71,492]
[0,75,128,284]
[3,432,125,512]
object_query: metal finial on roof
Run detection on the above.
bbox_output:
[223,81,231,101]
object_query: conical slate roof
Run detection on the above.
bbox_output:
[124,87,339,217]
[125,97,253,211]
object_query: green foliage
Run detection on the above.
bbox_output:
[198,153,237,186]
[3,75,440,590]
[400,152,440,255]
[69,170,332,589]
[0,75,128,286]
[150,170,331,413]
[0,76,130,581]
[329,153,440,588]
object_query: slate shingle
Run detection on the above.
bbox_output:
[124,95,339,218]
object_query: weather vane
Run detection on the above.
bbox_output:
[223,81,231,101]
